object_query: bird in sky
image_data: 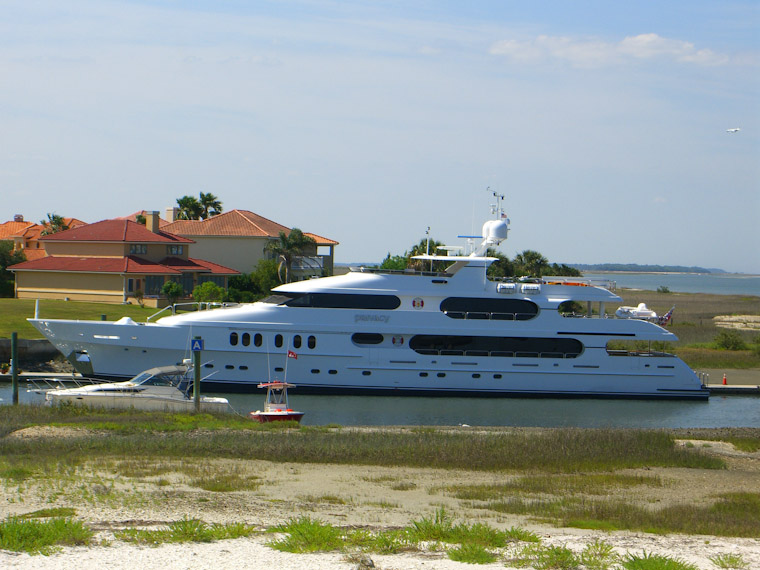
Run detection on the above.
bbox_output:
[726,128,741,133]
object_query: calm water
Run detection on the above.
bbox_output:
[584,272,760,296]
[3,383,758,428]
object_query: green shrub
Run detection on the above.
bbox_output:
[714,330,748,351]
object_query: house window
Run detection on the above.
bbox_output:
[198,275,225,287]
[167,245,184,255]
[145,276,164,295]
[130,244,147,255]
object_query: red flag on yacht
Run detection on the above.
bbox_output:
[287,350,298,359]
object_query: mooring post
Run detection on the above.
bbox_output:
[193,336,202,413]
[11,331,19,405]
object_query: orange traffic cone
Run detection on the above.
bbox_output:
[722,373,727,385]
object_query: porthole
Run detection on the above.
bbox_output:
[472,373,481,379]
[242,333,250,346]
[254,333,262,347]
[275,334,283,348]
[204,363,214,369]
[293,335,302,349]
[420,372,428,377]
[229,332,238,346]
[493,374,502,379]
[437,372,446,378]
[239,365,248,370]
[275,367,284,372]
[362,370,371,376]
[225,365,234,370]
[308,335,316,349]
[328,370,338,375]
[311,369,320,374]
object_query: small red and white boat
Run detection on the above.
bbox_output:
[248,382,304,423]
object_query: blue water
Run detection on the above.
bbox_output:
[584,272,760,296]
[3,383,758,428]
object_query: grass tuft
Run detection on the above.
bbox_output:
[0,516,93,555]
[622,551,698,570]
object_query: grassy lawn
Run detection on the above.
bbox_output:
[0,299,156,339]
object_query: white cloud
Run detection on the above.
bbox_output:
[490,33,731,68]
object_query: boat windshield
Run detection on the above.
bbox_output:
[135,371,184,387]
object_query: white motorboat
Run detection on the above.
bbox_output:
[42,362,230,412]
[248,382,304,423]
[29,198,707,399]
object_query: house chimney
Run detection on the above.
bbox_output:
[165,207,178,223]
[13,214,24,222]
[146,211,160,233]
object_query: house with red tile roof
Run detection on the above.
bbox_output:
[162,209,339,278]
[9,212,238,307]
[0,215,87,262]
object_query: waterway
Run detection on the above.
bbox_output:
[3,384,758,429]
[584,272,760,296]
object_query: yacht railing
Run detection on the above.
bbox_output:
[147,301,239,322]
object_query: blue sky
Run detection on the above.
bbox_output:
[2,1,759,273]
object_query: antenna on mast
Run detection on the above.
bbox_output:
[487,187,505,219]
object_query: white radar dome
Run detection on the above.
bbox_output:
[481,219,508,244]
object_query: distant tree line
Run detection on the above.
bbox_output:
[379,238,581,279]
[570,263,725,274]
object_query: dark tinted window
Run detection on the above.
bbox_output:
[308,336,316,349]
[242,333,250,346]
[275,334,283,348]
[293,335,302,349]
[352,333,384,345]
[440,297,538,320]
[409,335,582,358]
[229,332,238,346]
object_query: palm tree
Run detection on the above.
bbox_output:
[199,192,223,219]
[176,196,203,220]
[265,228,316,283]
[39,213,69,235]
[514,249,549,277]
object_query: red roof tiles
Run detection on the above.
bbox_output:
[9,255,238,275]
[39,219,193,244]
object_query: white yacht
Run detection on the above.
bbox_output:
[29,204,708,400]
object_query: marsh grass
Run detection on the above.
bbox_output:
[447,542,498,564]
[268,509,540,558]
[0,516,93,554]
[445,472,663,501]
[481,492,760,537]
[709,553,749,569]
[116,517,257,545]
[0,407,727,473]
[622,551,698,570]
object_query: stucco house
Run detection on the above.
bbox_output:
[10,212,238,307]
[0,214,87,261]
[162,209,339,278]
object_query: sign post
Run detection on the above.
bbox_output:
[191,337,204,413]
[11,332,18,405]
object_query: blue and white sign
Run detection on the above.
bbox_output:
[190,339,204,352]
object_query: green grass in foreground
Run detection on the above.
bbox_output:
[0,517,93,555]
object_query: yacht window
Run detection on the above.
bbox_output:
[409,335,582,359]
[242,333,250,346]
[440,297,538,320]
[275,334,283,348]
[308,336,316,349]
[230,332,238,346]
[293,335,302,349]
[283,292,400,310]
[352,333,384,345]
[254,333,262,347]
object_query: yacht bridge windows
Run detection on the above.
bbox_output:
[440,297,538,321]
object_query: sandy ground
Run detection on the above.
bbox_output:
[2,427,760,569]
